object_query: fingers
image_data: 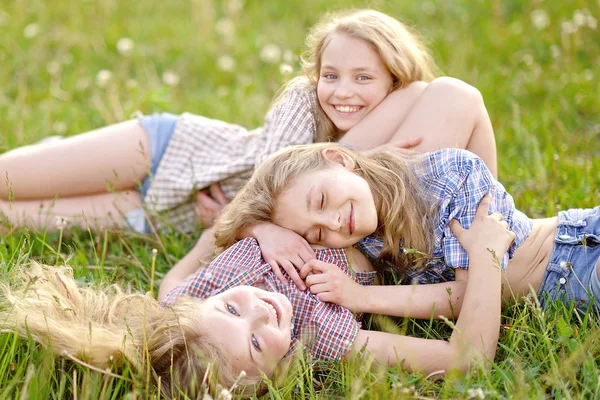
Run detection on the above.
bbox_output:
[475,194,492,217]
[210,183,230,206]
[299,259,329,279]
[268,261,287,284]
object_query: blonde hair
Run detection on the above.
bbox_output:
[276,9,438,142]
[215,143,436,273]
[0,263,264,398]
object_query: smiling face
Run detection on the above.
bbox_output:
[199,286,293,378]
[273,152,378,248]
[316,32,394,133]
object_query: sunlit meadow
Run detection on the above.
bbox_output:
[1,0,599,398]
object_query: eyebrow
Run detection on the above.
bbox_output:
[214,304,258,366]
[321,64,374,73]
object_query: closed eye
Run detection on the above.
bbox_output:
[317,227,322,242]
[320,193,325,209]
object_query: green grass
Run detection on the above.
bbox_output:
[1,0,599,398]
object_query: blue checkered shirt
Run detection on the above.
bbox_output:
[163,238,376,361]
[357,148,533,284]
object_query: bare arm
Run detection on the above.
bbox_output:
[346,196,513,373]
[157,226,216,301]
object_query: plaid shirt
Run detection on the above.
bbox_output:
[144,80,318,232]
[163,238,377,362]
[357,148,533,284]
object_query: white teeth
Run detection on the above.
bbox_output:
[334,105,360,113]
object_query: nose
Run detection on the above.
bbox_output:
[249,301,271,327]
[318,212,341,231]
[333,80,353,99]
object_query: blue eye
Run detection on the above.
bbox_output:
[357,75,370,81]
[227,304,239,316]
[252,335,261,351]
[323,73,337,80]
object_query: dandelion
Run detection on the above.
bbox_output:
[46,60,61,76]
[216,55,235,72]
[162,70,180,86]
[215,18,235,38]
[573,10,586,28]
[279,63,293,75]
[583,69,593,81]
[219,388,232,400]
[23,23,40,38]
[522,53,534,66]
[550,45,561,59]
[561,20,575,35]
[530,9,549,30]
[467,387,486,399]
[61,53,74,65]
[55,216,69,230]
[587,15,597,30]
[116,37,135,56]
[96,70,113,88]
[52,122,67,134]
[259,43,281,64]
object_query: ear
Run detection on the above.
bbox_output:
[321,149,356,171]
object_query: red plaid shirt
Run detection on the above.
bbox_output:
[163,238,376,362]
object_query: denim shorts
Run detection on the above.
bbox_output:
[126,113,179,233]
[537,207,600,311]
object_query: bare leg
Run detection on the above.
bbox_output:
[390,77,498,178]
[0,190,142,232]
[0,120,151,200]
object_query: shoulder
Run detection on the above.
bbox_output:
[419,148,486,178]
[271,77,317,112]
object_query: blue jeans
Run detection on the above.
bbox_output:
[537,207,600,311]
[125,113,179,233]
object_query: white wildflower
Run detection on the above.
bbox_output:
[421,2,436,15]
[237,74,252,87]
[162,70,180,86]
[550,45,561,59]
[215,18,235,38]
[561,20,575,35]
[279,63,293,75]
[219,388,232,400]
[259,43,281,64]
[216,55,235,72]
[522,53,534,66]
[95,70,113,88]
[116,37,135,56]
[530,9,549,30]
[226,0,244,14]
[55,216,69,230]
[587,15,597,30]
[573,10,587,28]
[23,23,40,38]
[583,69,593,81]
[152,248,158,256]
[52,122,67,134]
[467,387,486,400]
[46,60,61,76]
[283,49,295,63]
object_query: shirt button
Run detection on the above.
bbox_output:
[559,261,568,269]
[559,277,567,285]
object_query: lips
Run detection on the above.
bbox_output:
[262,297,281,327]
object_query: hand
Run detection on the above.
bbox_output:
[300,259,363,312]
[195,183,230,227]
[366,136,423,156]
[449,195,516,264]
[253,223,315,290]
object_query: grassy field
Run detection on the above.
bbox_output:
[1,0,599,398]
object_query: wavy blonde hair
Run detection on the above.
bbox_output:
[276,9,438,142]
[0,263,264,398]
[215,143,436,273]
